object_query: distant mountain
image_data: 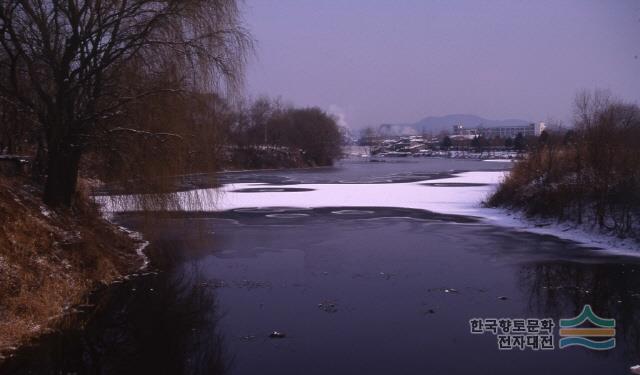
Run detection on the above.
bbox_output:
[378,114,532,136]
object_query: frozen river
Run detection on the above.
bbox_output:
[3,157,640,375]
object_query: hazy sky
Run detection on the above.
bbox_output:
[243,1,640,129]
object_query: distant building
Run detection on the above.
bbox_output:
[453,122,545,138]
[452,124,479,137]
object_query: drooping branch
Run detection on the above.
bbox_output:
[0,0,252,206]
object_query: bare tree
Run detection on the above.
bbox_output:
[0,0,250,206]
[490,90,640,238]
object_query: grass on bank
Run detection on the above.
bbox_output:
[0,177,142,357]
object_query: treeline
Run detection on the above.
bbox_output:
[0,1,343,208]
[220,97,343,169]
[440,132,531,152]
[88,95,344,188]
[0,0,252,207]
[489,90,640,238]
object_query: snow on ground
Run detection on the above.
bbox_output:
[476,208,640,255]
[40,206,53,218]
[216,171,505,216]
[99,170,639,255]
[99,171,505,216]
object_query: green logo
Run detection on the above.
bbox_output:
[559,305,616,350]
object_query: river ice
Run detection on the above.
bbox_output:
[100,170,638,254]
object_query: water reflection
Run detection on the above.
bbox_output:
[0,261,229,375]
[4,201,640,373]
[518,260,640,357]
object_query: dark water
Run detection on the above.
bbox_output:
[3,158,640,375]
[182,157,511,188]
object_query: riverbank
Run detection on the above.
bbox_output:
[221,146,311,170]
[0,177,145,361]
[221,144,341,171]
[478,207,640,255]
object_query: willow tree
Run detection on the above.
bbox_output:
[0,0,250,206]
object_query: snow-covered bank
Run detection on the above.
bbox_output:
[475,208,640,255]
[99,171,639,255]
[115,225,150,270]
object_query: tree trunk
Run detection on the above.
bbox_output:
[31,137,47,182]
[43,142,82,207]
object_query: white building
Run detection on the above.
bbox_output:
[453,122,546,138]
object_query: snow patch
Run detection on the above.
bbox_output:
[473,207,640,256]
[116,225,150,270]
[40,206,53,218]
[98,170,638,254]
[96,202,150,270]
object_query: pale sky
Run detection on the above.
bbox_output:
[243,0,640,129]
